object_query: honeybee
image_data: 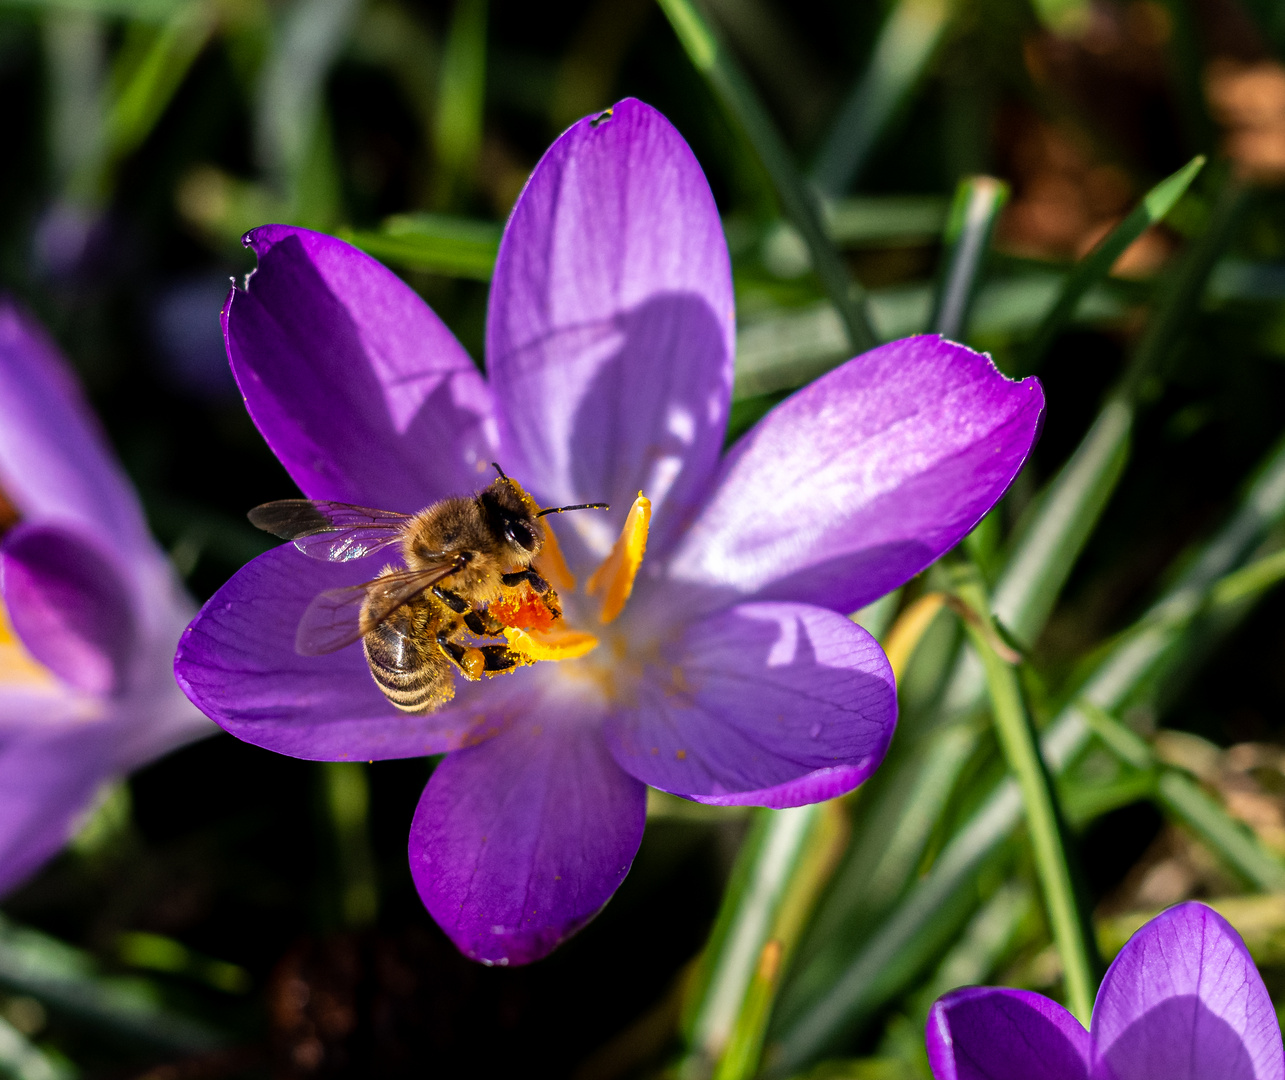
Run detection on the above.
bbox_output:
[248,465,607,714]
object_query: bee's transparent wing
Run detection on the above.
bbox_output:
[249,499,411,562]
[295,561,461,656]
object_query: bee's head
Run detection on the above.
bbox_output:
[481,464,609,562]
[479,475,543,560]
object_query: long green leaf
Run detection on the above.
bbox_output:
[678,803,839,1077]
[102,1,213,173]
[930,176,1009,340]
[1021,156,1205,369]
[432,0,487,207]
[0,915,223,1053]
[952,570,1096,1023]
[656,0,877,353]
[810,0,954,196]
[766,432,1285,1072]
[343,213,501,279]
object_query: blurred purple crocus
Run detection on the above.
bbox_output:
[174,98,1045,965]
[0,303,213,895]
[927,901,1284,1080]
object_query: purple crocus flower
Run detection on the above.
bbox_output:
[174,98,1045,965]
[927,901,1284,1080]
[0,302,213,894]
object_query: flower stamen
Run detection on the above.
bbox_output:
[502,624,600,662]
[585,494,651,625]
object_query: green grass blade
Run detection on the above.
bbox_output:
[767,433,1285,1073]
[342,213,501,279]
[102,1,213,173]
[993,399,1132,648]
[953,570,1096,1024]
[657,0,878,353]
[1021,155,1205,370]
[0,914,223,1053]
[0,1013,74,1080]
[930,176,1009,340]
[678,803,840,1078]
[1121,176,1251,398]
[810,0,954,196]
[990,172,1245,650]
[1155,772,1285,890]
[433,0,487,208]
[322,762,379,928]
[5,0,182,19]
[255,0,361,196]
[1080,703,1285,890]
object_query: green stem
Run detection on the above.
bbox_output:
[656,0,877,353]
[955,576,1096,1024]
[930,176,1009,341]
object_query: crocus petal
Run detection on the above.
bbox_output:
[225,226,496,513]
[689,765,876,809]
[409,685,646,965]
[1089,901,1284,1080]
[604,602,896,804]
[0,718,121,895]
[0,302,152,557]
[175,544,494,760]
[926,986,1090,1080]
[487,98,735,569]
[1,522,136,695]
[666,336,1045,614]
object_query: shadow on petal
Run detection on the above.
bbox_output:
[606,601,895,801]
[927,987,1089,1080]
[228,228,495,513]
[1093,996,1256,1080]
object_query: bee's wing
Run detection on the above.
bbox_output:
[249,499,411,562]
[295,561,461,656]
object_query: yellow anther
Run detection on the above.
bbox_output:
[503,625,600,662]
[534,520,576,592]
[0,601,56,689]
[585,493,651,625]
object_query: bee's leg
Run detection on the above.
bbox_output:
[477,645,522,672]
[432,585,469,613]
[436,628,485,680]
[463,610,489,635]
[500,569,551,594]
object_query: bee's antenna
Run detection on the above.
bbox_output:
[537,502,609,517]
[491,462,510,482]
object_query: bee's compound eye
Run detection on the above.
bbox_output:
[505,520,538,552]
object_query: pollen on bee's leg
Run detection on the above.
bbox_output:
[459,647,486,680]
[585,493,651,624]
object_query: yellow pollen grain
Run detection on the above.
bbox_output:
[675,749,687,760]
[585,493,651,625]
[503,625,599,663]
